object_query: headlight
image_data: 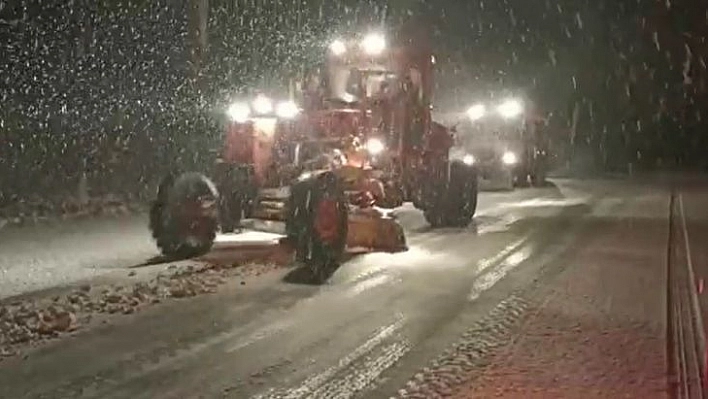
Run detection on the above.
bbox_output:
[497,99,523,119]
[467,103,486,121]
[330,39,346,56]
[298,171,313,181]
[361,33,385,55]
[463,154,476,165]
[502,151,518,165]
[365,138,385,155]
[227,102,250,123]
[275,101,299,119]
[252,95,273,115]
[341,92,357,103]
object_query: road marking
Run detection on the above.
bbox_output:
[346,273,394,297]
[254,317,406,399]
[226,319,294,353]
[132,313,293,373]
[473,236,529,274]
[469,239,533,301]
[308,341,411,399]
[678,193,707,380]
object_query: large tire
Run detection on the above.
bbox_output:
[423,161,478,228]
[529,151,548,187]
[530,161,546,187]
[378,181,404,209]
[149,172,219,259]
[411,186,425,210]
[501,171,515,191]
[285,172,348,284]
[514,168,530,188]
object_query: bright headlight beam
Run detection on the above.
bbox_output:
[463,154,476,165]
[227,102,250,123]
[502,151,518,165]
[497,99,523,118]
[366,138,385,155]
[467,103,486,121]
[252,95,273,115]
[275,101,299,119]
[330,39,346,56]
[361,33,386,55]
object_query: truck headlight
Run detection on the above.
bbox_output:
[252,95,273,115]
[361,33,385,55]
[275,101,299,119]
[497,99,523,119]
[502,151,518,165]
[298,171,313,181]
[366,138,385,155]
[467,104,485,121]
[330,39,346,56]
[227,102,250,123]
[463,154,476,165]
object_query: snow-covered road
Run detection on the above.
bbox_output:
[0,215,157,298]
[1,177,675,399]
[4,177,693,399]
[0,184,569,299]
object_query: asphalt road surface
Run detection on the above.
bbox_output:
[0,177,697,398]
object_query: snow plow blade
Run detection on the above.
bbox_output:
[345,209,407,253]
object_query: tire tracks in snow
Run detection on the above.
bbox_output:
[250,234,539,399]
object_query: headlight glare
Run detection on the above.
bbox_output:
[361,33,386,55]
[365,138,385,155]
[467,104,486,121]
[252,95,273,115]
[227,102,250,123]
[502,151,518,165]
[330,39,346,56]
[275,101,299,119]
[497,99,523,119]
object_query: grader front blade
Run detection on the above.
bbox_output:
[345,208,407,253]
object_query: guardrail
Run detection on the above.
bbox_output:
[667,191,707,398]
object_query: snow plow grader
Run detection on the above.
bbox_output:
[149,26,479,282]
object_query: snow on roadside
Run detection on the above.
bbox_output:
[0,259,288,361]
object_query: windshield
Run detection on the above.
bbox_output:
[327,63,399,103]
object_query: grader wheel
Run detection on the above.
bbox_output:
[149,172,219,260]
[285,172,348,284]
[423,161,478,228]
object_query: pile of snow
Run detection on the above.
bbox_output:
[0,260,282,360]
